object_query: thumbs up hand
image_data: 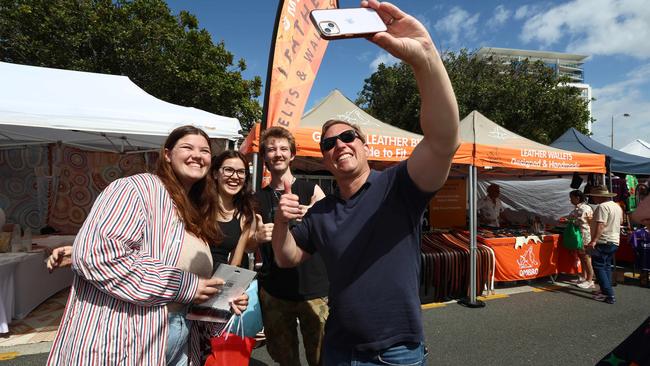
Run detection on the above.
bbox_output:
[254,213,274,243]
[276,178,301,225]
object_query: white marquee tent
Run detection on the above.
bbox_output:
[0,62,242,153]
[620,139,650,159]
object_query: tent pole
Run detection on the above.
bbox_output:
[252,153,259,192]
[459,165,485,308]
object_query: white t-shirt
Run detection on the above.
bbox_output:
[478,197,503,227]
[592,201,623,245]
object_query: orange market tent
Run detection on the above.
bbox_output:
[454,111,605,305]
[242,96,607,305]
[454,111,606,174]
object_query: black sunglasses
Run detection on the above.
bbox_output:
[319,130,360,152]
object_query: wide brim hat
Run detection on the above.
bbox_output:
[586,185,617,197]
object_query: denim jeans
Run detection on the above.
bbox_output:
[591,242,618,298]
[323,341,428,366]
[166,311,190,366]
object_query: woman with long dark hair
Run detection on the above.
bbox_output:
[209,150,258,269]
[47,126,248,366]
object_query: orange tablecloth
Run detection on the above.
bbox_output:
[480,234,580,282]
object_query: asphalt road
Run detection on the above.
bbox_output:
[2,278,649,365]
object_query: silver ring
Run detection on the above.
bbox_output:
[386,17,394,26]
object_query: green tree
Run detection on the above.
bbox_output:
[355,49,591,144]
[0,0,262,131]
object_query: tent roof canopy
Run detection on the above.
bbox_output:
[0,62,242,153]
[550,128,650,175]
[620,139,650,159]
[454,111,605,174]
[300,89,422,138]
[241,89,422,162]
[242,96,605,175]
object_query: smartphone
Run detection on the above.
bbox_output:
[310,8,387,40]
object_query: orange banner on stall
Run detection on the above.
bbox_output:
[452,143,606,173]
[481,235,561,281]
[241,123,419,162]
[429,178,466,228]
[265,0,338,131]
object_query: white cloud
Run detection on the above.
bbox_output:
[487,5,511,29]
[590,63,650,148]
[357,51,373,63]
[370,52,400,71]
[434,7,480,46]
[514,5,542,20]
[520,0,650,59]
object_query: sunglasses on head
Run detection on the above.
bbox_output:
[319,129,360,152]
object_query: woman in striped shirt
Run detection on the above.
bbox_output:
[47,126,248,366]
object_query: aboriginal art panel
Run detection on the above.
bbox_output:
[0,146,50,232]
[49,146,157,234]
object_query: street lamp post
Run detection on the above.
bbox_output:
[611,113,631,148]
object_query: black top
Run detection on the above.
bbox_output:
[211,216,247,272]
[256,179,329,301]
[293,162,435,352]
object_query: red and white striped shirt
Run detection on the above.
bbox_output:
[48,173,206,365]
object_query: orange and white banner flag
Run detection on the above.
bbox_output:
[264,0,338,131]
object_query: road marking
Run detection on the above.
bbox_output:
[0,352,19,361]
[421,303,447,309]
[478,293,509,301]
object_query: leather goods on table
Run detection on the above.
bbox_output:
[419,232,495,304]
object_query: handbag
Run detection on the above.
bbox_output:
[225,220,263,338]
[231,279,263,338]
[562,222,583,250]
[204,312,255,366]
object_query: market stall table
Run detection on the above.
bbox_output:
[0,235,74,333]
[0,253,24,333]
[478,234,579,282]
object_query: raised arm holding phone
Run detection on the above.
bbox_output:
[272,1,460,364]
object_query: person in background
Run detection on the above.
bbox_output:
[255,126,328,366]
[568,190,595,289]
[586,185,624,305]
[210,150,259,271]
[272,0,460,363]
[47,125,248,366]
[478,183,507,227]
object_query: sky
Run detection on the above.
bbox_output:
[165,0,650,150]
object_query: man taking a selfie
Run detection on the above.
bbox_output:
[271,0,460,364]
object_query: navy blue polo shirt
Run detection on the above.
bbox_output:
[292,161,435,352]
